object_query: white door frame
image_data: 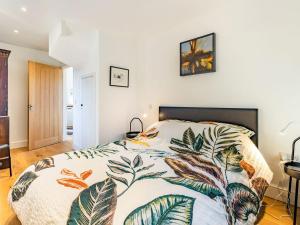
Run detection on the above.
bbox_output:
[62,67,74,142]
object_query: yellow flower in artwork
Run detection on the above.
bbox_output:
[200,56,213,70]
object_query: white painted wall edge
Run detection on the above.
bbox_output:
[10,140,28,149]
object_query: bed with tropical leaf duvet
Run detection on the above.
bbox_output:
[9,120,272,225]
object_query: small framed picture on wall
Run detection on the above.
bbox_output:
[109,66,129,88]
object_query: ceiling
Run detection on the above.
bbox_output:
[0,0,211,51]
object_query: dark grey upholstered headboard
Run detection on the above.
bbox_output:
[159,106,258,146]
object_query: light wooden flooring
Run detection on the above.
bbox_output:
[0,142,72,225]
[0,142,297,225]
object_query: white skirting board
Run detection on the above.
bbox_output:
[265,184,300,206]
[10,140,28,149]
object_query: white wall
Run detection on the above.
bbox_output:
[72,30,139,146]
[0,42,61,148]
[49,21,140,147]
[72,31,99,149]
[49,21,100,149]
[98,32,139,144]
[138,0,300,195]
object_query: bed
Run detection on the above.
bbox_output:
[9,107,273,225]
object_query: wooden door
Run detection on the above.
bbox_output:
[28,61,62,150]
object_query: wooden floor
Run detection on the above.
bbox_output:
[0,142,72,225]
[0,141,297,225]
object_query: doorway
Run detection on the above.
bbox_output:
[63,67,74,142]
[78,73,97,148]
[28,61,63,150]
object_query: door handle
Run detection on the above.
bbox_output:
[28,105,33,110]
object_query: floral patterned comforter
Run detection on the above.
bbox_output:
[9,123,273,225]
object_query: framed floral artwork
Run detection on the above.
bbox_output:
[180,33,216,76]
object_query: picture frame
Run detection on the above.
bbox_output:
[109,66,129,88]
[180,33,216,76]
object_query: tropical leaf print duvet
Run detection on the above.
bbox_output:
[9,121,273,225]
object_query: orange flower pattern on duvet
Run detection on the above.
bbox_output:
[240,160,255,179]
[57,168,92,190]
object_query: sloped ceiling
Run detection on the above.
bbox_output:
[0,0,212,51]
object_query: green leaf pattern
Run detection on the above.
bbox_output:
[34,157,55,172]
[67,178,117,225]
[165,126,266,224]
[169,127,204,154]
[164,177,224,199]
[124,195,195,225]
[106,155,166,198]
[10,124,267,225]
[11,171,38,202]
[216,145,243,172]
[65,145,119,160]
[183,127,196,145]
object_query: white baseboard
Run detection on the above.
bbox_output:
[10,140,28,149]
[265,185,287,202]
[266,184,300,206]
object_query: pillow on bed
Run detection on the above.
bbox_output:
[146,119,255,143]
[200,121,255,137]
